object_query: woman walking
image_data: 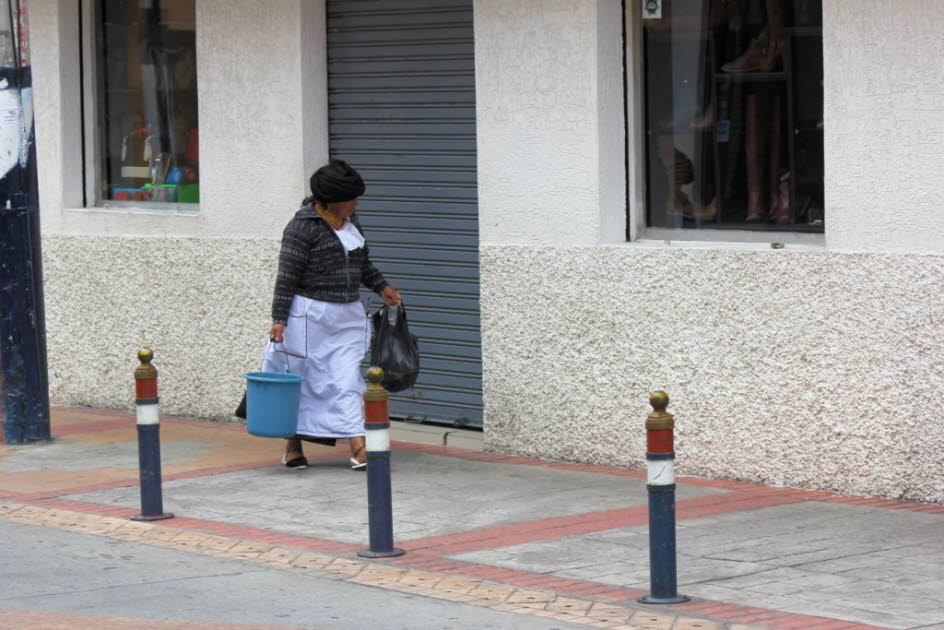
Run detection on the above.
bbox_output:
[265,160,401,470]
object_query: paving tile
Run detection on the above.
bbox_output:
[586,603,631,624]
[467,584,515,602]
[547,597,594,614]
[323,558,364,577]
[398,571,444,588]
[671,620,723,630]
[257,547,300,565]
[227,541,273,556]
[626,611,677,629]
[141,528,186,542]
[432,577,480,594]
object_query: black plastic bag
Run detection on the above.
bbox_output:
[370,305,420,393]
[234,391,247,419]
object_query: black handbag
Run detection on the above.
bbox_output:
[370,305,420,393]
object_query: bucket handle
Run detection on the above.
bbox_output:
[266,341,292,374]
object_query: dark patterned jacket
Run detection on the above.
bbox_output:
[271,203,388,324]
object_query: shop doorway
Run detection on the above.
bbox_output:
[326,0,482,427]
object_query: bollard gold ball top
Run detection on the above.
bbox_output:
[649,390,669,411]
[135,347,158,380]
[366,366,384,384]
[646,390,674,430]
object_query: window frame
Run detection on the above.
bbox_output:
[79,0,200,213]
[624,1,825,246]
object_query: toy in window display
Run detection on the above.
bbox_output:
[119,121,155,184]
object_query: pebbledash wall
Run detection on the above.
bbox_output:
[474,0,944,503]
[28,0,944,502]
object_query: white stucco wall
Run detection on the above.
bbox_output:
[824,0,944,253]
[32,0,328,239]
[477,0,944,502]
[474,0,626,245]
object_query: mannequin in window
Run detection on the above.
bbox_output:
[723,0,784,73]
[658,137,716,223]
[725,0,789,223]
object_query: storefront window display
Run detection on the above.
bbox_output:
[95,0,198,204]
[643,0,823,231]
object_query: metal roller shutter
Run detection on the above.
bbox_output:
[326,0,482,427]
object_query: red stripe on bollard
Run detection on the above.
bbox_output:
[647,429,674,454]
[135,378,158,400]
[364,400,388,424]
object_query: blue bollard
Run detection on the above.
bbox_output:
[131,349,173,522]
[358,367,404,558]
[638,391,689,604]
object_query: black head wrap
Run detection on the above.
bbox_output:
[309,159,366,204]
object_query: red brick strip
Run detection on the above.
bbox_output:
[394,441,943,515]
[398,488,807,555]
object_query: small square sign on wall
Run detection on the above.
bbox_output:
[643,0,662,19]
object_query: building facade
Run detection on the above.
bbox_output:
[29,0,944,502]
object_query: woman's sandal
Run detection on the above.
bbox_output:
[283,453,308,469]
[350,445,366,471]
[282,439,308,469]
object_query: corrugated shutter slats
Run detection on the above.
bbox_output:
[327,0,482,427]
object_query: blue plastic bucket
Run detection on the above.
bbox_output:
[244,371,304,438]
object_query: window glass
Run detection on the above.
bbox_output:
[96,0,198,204]
[642,0,823,231]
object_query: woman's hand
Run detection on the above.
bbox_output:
[269,323,286,343]
[381,286,402,306]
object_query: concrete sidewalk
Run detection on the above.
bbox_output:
[1,407,943,630]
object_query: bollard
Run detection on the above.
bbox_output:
[638,391,689,604]
[357,367,405,558]
[131,348,173,522]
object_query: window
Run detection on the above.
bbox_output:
[92,0,198,205]
[641,0,823,232]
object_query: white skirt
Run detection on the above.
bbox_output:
[262,294,370,438]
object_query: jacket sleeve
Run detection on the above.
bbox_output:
[352,215,389,294]
[271,219,314,324]
[361,244,389,295]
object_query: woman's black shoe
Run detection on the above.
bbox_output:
[282,455,308,469]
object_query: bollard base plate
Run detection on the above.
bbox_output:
[638,594,691,605]
[130,512,175,522]
[358,548,405,558]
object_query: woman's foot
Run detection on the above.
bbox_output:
[349,437,367,470]
[722,31,783,73]
[694,197,717,222]
[282,437,308,469]
[745,189,770,222]
[690,106,716,130]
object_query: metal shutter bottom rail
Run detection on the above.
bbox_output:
[327,0,482,427]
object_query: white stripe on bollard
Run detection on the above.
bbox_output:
[136,404,160,425]
[647,458,675,485]
[366,428,391,452]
